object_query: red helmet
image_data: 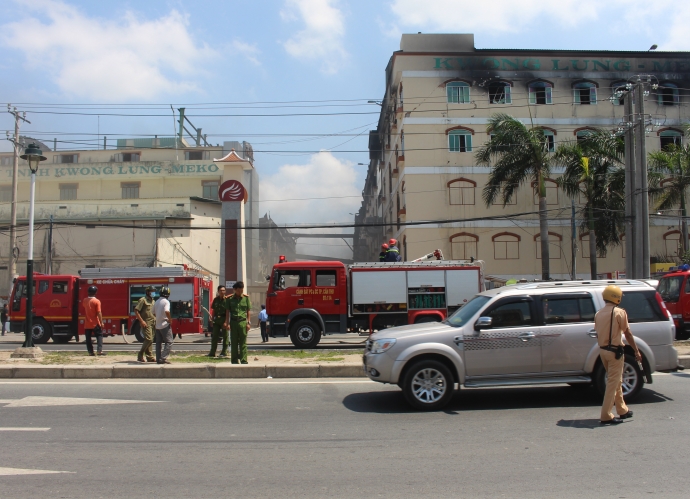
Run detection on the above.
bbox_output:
[381,243,389,250]
[389,238,397,246]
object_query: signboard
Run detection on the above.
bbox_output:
[218,180,248,203]
[225,281,236,289]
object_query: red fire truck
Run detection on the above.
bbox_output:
[266,259,484,348]
[657,264,690,340]
[8,267,213,344]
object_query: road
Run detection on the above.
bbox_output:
[0,374,688,498]
[0,329,367,352]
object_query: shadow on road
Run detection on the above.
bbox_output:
[342,386,671,414]
[556,418,601,429]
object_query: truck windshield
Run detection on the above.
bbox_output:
[444,295,490,327]
[658,276,684,303]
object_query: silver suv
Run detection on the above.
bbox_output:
[363,280,678,410]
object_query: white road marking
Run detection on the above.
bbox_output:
[0,427,50,431]
[0,467,73,476]
[1,396,164,407]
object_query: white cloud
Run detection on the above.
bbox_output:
[230,39,261,66]
[0,0,216,100]
[662,4,690,50]
[281,0,348,74]
[261,151,360,258]
[389,0,615,34]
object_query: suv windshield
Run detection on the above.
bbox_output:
[658,276,683,303]
[445,295,490,327]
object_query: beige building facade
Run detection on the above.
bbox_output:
[356,34,690,282]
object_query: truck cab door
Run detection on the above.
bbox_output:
[272,269,313,310]
[314,269,346,333]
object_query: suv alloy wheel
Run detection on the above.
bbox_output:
[402,359,455,410]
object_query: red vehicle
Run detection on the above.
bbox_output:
[658,264,690,340]
[8,267,213,344]
[266,259,484,348]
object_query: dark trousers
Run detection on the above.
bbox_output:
[85,328,103,354]
[260,321,268,341]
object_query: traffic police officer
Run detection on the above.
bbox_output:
[135,286,157,363]
[225,281,252,364]
[595,285,642,425]
[208,285,230,358]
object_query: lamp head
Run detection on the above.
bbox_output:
[20,143,47,173]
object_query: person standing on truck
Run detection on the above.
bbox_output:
[135,286,157,363]
[1,303,8,336]
[595,285,643,425]
[258,304,268,342]
[208,285,230,358]
[154,286,173,364]
[225,281,251,364]
[379,243,389,262]
[384,239,402,262]
[83,286,105,356]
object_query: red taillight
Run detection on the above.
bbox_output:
[655,292,673,320]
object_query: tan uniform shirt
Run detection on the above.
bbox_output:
[594,303,630,348]
[136,296,155,323]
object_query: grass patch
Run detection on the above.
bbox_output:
[169,352,230,363]
[40,351,93,365]
[249,350,348,362]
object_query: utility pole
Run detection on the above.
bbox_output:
[46,215,53,275]
[6,106,30,297]
[623,87,637,279]
[571,200,577,280]
[635,80,651,279]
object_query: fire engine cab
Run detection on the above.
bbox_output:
[266,259,484,348]
[8,267,212,344]
[658,264,690,340]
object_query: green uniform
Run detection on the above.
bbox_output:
[227,293,251,364]
[136,295,156,361]
[208,296,229,357]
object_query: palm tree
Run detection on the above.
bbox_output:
[554,130,625,278]
[649,143,690,254]
[476,114,554,280]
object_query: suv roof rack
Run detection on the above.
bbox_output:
[516,279,648,289]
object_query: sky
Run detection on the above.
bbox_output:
[1,0,689,258]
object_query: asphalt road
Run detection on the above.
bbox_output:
[0,374,688,498]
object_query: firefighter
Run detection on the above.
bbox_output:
[595,285,642,425]
[225,281,252,364]
[208,285,230,358]
[135,286,157,363]
[384,238,402,262]
[379,243,389,262]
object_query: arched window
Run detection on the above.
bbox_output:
[532,179,559,205]
[528,80,553,105]
[493,232,520,260]
[535,232,562,259]
[659,128,683,150]
[664,230,682,257]
[580,232,606,259]
[447,81,470,104]
[573,81,597,105]
[488,81,512,104]
[575,127,596,144]
[450,233,478,260]
[447,128,473,152]
[448,178,476,205]
[658,83,679,106]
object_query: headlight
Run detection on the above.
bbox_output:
[370,338,396,354]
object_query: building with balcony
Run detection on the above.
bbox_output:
[357,33,690,281]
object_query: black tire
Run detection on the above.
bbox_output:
[31,319,52,344]
[401,359,455,411]
[594,353,644,401]
[131,321,144,343]
[52,335,72,344]
[289,319,321,349]
[414,315,441,324]
[676,327,690,341]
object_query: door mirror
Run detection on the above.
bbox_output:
[474,316,492,331]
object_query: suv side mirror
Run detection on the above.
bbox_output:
[474,316,492,331]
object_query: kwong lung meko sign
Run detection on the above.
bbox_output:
[432,57,690,73]
[3,163,221,179]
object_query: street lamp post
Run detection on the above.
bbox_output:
[19,143,46,349]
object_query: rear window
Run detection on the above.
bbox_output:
[542,296,596,324]
[620,291,665,323]
[658,276,683,303]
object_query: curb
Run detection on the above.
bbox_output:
[0,363,367,379]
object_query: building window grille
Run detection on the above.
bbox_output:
[660,130,683,150]
[528,81,553,105]
[448,178,476,205]
[658,84,680,106]
[450,233,478,260]
[492,232,520,260]
[446,81,470,104]
[488,82,512,104]
[121,182,140,199]
[535,232,562,259]
[59,183,78,201]
[448,130,472,152]
[573,82,597,105]
[202,181,219,200]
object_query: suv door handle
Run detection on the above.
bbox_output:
[588,329,598,338]
[518,332,535,341]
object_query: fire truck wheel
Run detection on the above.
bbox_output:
[289,319,322,349]
[31,319,53,344]
[131,322,144,343]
